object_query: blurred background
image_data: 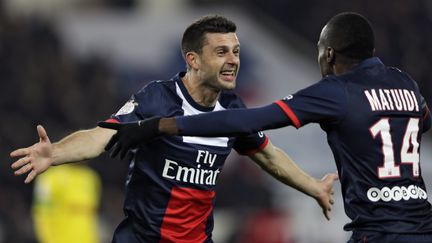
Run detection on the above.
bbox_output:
[1,0,432,242]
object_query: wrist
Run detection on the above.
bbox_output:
[308,179,322,199]
[139,117,162,136]
[158,117,178,135]
[50,143,62,166]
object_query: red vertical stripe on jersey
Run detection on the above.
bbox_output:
[160,187,215,243]
[274,100,301,128]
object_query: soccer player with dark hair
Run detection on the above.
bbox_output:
[100,12,432,242]
[10,15,337,243]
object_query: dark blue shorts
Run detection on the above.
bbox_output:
[348,231,432,243]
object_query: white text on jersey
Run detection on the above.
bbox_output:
[162,150,220,185]
[162,159,221,185]
[367,184,427,202]
[364,89,419,112]
[196,150,216,167]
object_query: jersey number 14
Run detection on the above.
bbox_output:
[370,118,420,178]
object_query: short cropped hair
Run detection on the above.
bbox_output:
[325,12,374,60]
[181,15,237,57]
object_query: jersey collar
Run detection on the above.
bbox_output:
[352,57,384,71]
[173,72,216,112]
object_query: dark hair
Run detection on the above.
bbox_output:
[181,15,237,57]
[325,12,374,60]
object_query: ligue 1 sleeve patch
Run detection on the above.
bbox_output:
[283,94,293,101]
[115,100,138,116]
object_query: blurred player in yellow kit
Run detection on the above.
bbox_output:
[32,164,101,243]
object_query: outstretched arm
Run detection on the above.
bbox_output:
[98,104,292,159]
[249,140,338,220]
[10,125,115,183]
[173,103,291,137]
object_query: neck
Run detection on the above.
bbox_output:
[333,55,362,75]
[182,72,220,107]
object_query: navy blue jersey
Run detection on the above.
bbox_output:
[276,57,432,233]
[176,57,432,235]
[107,72,268,242]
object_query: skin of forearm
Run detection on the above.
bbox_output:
[254,146,320,198]
[51,128,113,165]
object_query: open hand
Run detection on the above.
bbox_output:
[314,173,339,220]
[10,125,53,183]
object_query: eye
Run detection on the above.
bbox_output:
[217,50,225,56]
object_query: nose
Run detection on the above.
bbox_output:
[226,52,239,65]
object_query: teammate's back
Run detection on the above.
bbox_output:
[329,57,432,233]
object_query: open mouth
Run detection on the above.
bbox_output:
[220,70,236,81]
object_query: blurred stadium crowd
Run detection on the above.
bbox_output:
[0,3,120,243]
[241,0,432,106]
[1,0,431,242]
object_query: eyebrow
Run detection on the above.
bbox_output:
[214,44,240,50]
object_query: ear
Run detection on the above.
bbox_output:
[326,46,335,64]
[185,52,200,70]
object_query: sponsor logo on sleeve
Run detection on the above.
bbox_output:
[283,95,294,101]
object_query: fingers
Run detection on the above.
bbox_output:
[25,170,38,184]
[322,172,339,182]
[317,176,336,221]
[325,193,335,221]
[105,134,130,160]
[107,141,130,160]
[105,133,118,151]
[37,125,50,143]
[11,156,31,170]
[119,146,129,160]
[321,198,332,220]
[14,162,33,176]
[98,121,120,130]
[323,197,333,220]
[329,172,339,181]
[10,147,30,158]
[109,143,122,159]
[324,209,330,221]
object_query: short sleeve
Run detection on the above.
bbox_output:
[233,132,269,155]
[275,77,348,127]
[108,81,168,123]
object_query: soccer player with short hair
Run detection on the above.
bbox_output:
[101,12,432,242]
[11,15,337,243]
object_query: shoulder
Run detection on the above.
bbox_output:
[135,79,177,97]
[387,66,420,88]
[114,78,181,118]
[298,76,346,95]
[387,66,411,80]
[131,79,180,106]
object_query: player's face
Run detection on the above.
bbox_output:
[317,25,333,77]
[197,32,240,90]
